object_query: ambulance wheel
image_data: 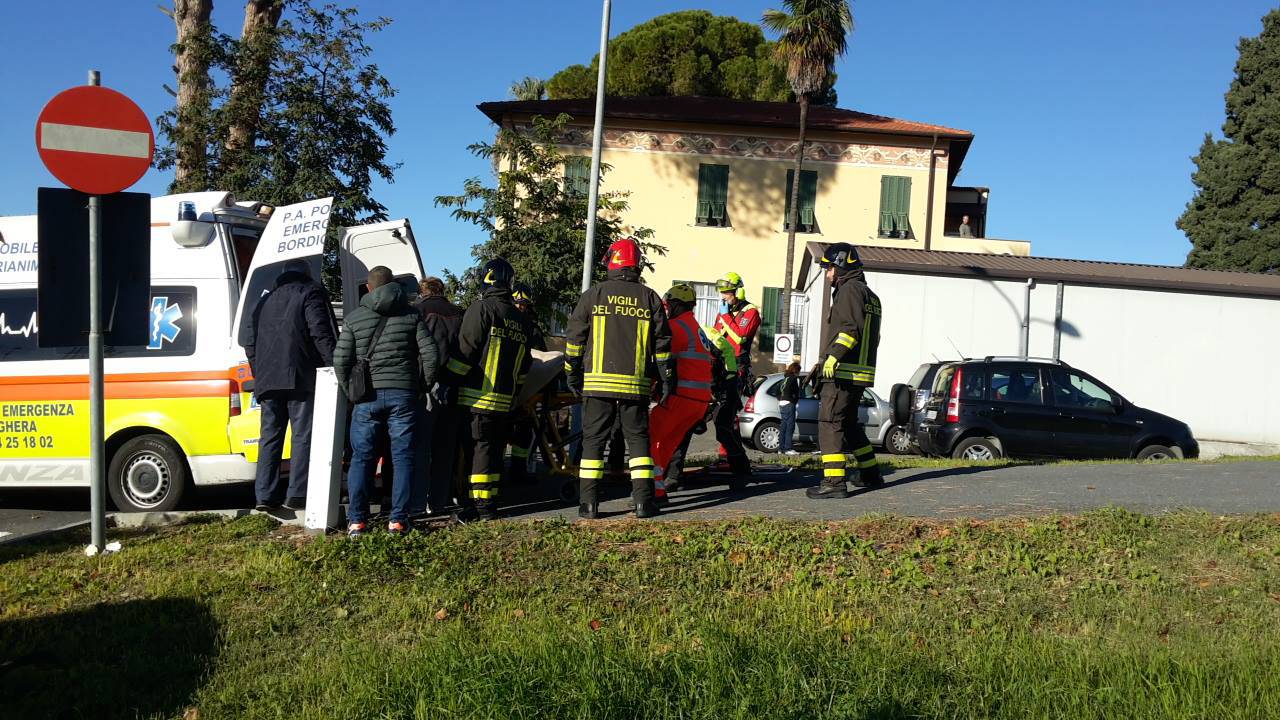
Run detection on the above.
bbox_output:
[107,435,190,512]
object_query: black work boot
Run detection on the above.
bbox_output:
[634,500,660,519]
[850,466,884,488]
[578,481,599,520]
[476,500,499,521]
[806,477,850,500]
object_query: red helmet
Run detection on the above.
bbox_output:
[606,237,642,271]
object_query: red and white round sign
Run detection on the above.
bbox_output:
[35,86,154,195]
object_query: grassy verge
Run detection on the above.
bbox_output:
[3,511,1279,719]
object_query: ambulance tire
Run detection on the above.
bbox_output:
[107,435,190,513]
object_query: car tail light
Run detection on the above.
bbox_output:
[946,368,962,423]
[743,393,755,414]
[229,379,242,417]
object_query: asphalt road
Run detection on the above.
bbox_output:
[3,456,1278,542]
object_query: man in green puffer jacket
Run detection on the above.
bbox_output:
[334,266,439,536]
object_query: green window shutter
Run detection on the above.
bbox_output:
[759,286,781,353]
[785,169,818,231]
[696,164,729,225]
[879,176,912,237]
[800,170,817,228]
[564,156,590,198]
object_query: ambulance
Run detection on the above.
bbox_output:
[0,192,424,511]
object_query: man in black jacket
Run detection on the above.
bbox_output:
[414,276,464,516]
[443,258,534,521]
[244,259,336,512]
[565,238,672,520]
[808,243,884,500]
[334,266,439,536]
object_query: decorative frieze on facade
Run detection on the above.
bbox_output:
[529,124,944,169]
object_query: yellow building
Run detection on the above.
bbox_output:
[479,96,1029,354]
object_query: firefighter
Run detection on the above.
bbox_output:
[444,258,535,520]
[710,272,759,489]
[649,283,718,504]
[808,242,884,500]
[507,282,546,485]
[565,238,672,519]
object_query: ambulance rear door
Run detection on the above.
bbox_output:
[338,219,425,316]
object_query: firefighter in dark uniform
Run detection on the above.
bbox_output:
[807,242,884,500]
[565,238,672,519]
[444,258,535,520]
[506,282,546,484]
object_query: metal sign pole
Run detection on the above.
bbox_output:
[579,0,611,292]
[87,69,106,552]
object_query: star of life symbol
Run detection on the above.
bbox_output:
[148,296,182,350]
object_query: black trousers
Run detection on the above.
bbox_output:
[817,382,879,484]
[715,378,750,475]
[427,402,461,510]
[254,390,314,505]
[459,410,510,510]
[508,410,534,477]
[579,397,653,507]
[665,430,695,487]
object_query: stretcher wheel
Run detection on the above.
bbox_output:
[558,478,579,505]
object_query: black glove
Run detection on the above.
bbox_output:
[566,359,584,398]
[657,373,672,407]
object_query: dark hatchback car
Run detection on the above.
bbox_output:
[916,358,1199,461]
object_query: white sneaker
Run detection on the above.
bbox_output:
[784,450,800,456]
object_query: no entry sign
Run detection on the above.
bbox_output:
[35,85,153,195]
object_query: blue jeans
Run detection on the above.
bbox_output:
[347,388,417,524]
[779,402,797,453]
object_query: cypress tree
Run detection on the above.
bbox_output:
[1178,10,1280,272]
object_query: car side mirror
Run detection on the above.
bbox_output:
[1111,396,1124,413]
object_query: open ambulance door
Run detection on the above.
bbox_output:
[338,219,425,316]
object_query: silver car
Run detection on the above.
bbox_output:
[737,373,913,454]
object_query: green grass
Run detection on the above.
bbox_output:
[2,511,1279,719]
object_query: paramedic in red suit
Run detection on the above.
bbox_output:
[649,283,717,504]
[711,271,760,489]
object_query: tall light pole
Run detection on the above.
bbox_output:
[580,0,612,291]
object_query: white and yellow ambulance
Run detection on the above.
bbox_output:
[0,192,424,511]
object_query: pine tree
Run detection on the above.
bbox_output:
[1178,9,1280,273]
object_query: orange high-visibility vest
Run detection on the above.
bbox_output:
[668,311,714,401]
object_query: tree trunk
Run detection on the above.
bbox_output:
[171,0,214,191]
[223,0,284,162]
[779,94,809,354]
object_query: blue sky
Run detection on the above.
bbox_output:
[1,0,1274,276]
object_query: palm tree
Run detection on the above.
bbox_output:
[509,76,547,101]
[763,0,853,342]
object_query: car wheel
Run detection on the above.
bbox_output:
[752,420,782,453]
[890,383,913,427]
[952,437,1001,461]
[107,434,189,512]
[1136,444,1181,461]
[558,477,579,505]
[886,425,914,455]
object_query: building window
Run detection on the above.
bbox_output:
[564,156,590,198]
[784,169,818,233]
[878,175,912,238]
[695,164,729,226]
[674,281,722,328]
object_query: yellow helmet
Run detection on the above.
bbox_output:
[715,272,746,300]
[664,282,696,305]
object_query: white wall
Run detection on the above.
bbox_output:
[800,266,1280,446]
